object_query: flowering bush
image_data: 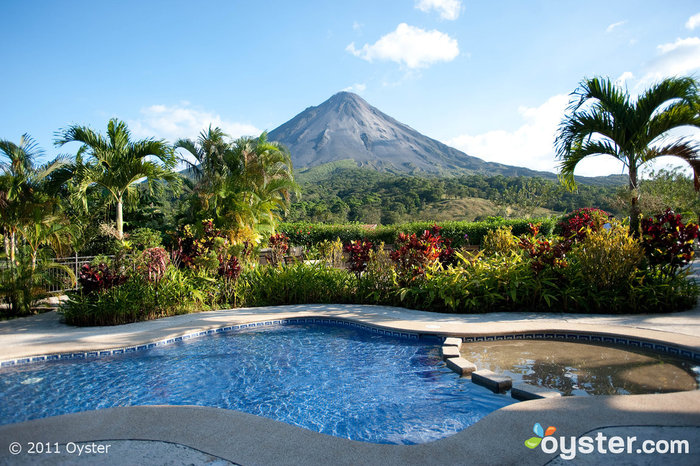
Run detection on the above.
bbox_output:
[518,223,571,274]
[78,263,127,294]
[557,208,610,241]
[641,209,699,276]
[269,233,289,266]
[344,240,373,277]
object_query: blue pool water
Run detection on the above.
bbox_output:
[0,324,514,444]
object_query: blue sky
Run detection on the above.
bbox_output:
[2,0,699,176]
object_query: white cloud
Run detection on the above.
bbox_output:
[129,103,261,144]
[446,94,626,176]
[615,71,635,86]
[352,21,362,31]
[346,23,459,69]
[342,83,367,93]
[686,12,700,30]
[606,20,627,33]
[639,37,700,84]
[415,0,462,20]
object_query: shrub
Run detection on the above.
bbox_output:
[482,225,520,256]
[357,243,397,304]
[390,227,444,284]
[240,262,355,306]
[317,238,345,267]
[641,209,699,277]
[79,262,127,294]
[570,223,644,290]
[278,217,557,248]
[138,247,170,283]
[268,233,289,266]
[518,224,571,274]
[128,228,163,251]
[556,207,610,240]
[344,240,373,277]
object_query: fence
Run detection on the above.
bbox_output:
[47,254,111,293]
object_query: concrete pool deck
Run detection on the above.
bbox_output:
[1,304,700,464]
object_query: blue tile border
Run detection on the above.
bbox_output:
[2,317,699,369]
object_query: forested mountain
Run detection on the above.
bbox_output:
[285,166,623,224]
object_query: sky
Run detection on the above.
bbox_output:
[2,0,699,177]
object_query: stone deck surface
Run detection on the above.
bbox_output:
[1,300,700,464]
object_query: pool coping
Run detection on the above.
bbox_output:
[1,304,700,464]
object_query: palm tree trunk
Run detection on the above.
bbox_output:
[10,230,16,262]
[629,164,641,237]
[116,198,124,240]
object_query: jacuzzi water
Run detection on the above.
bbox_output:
[0,323,514,444]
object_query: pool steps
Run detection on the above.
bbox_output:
[445,357,477,376]
[511,383,562,401]
[441,337,560,399]
[472,370,513,393]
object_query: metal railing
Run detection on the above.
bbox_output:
[47,254,104,293]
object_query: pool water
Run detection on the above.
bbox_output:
[0,324,514,444]
[460,340,700,396]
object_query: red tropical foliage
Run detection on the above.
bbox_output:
[343,240,373,276]
[641,209,699,275]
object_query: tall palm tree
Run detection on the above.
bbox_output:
[0,134,67,260]
[55,119,180,240]
[556,76,700,234]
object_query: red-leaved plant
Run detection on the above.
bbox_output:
[78,263,127,294]
[390,225,454,283]
[557,208,610,241]
[344,240,373,277]
[518,223,571,274]
[641,209,699,277]
[140,247,170,283]
[269,233,289,266]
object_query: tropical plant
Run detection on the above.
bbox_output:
[556,76,700,235]
[0,246,75,317]
[344,240,373,277]
[481,225,520,256]
[556,207,610,241]
[0,134,68,260]
[570,222,644,290]
[55,119,180,240]
[641,209,699,277]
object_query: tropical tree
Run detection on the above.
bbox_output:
[177,130,299,238]
[55,119,180,240]
[219,132,299,235]
[556,76,700,234]
[175,125,230,215]
[0,134,67,260]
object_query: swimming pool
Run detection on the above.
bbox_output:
[0,323,514,444]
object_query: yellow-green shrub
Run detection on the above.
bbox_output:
[482,226,520,256]
[571,223,644,290]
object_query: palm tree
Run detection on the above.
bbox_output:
[220,132,299,234]
[175,125,230,212]
[556,76,700,234]
[55,119,180,240]
[0,134,67,260]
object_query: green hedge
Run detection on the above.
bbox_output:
[279,217,556,247]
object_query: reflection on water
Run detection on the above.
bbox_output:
[460,340,700,396]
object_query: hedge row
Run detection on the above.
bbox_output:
[278,217,557,247]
